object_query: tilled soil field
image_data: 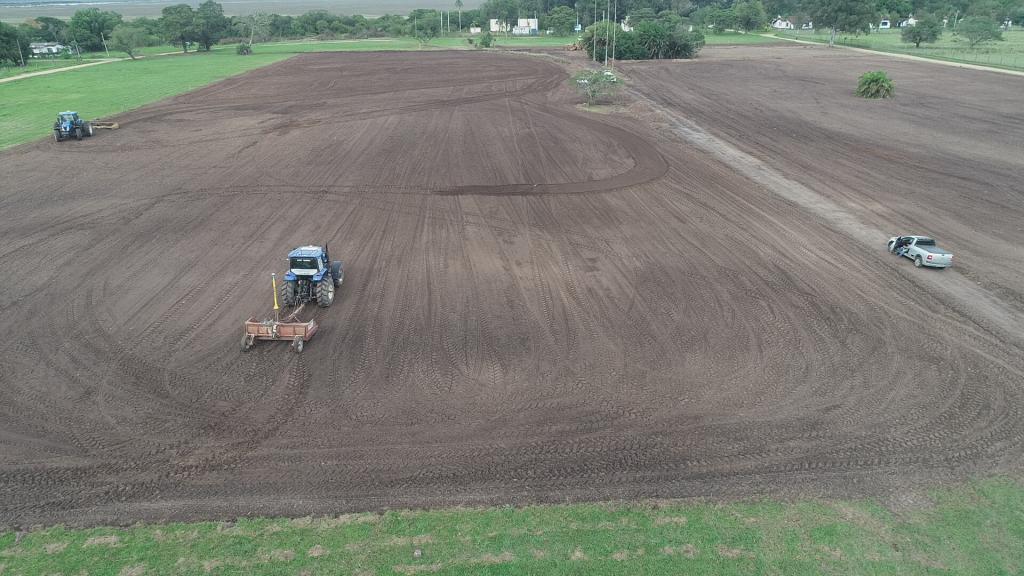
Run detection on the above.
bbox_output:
[1,48,1023,528]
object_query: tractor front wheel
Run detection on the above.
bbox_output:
[316,278,335,308]
[53,130,61,142]
[74,128,82,141]
[85,122,94,137]
[279,280,297,307]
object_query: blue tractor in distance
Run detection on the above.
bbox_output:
[280,245,344,308]
[53,111,94,142]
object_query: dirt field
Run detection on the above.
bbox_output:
[1,47,1023,528]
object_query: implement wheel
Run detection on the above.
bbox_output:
[292,336,304,353]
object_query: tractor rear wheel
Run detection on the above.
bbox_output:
[316,278,335,308]
[279,280,297,307]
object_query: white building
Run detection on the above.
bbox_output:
[511,18,539,36]
[771,17,794,30]
[469,26,482,34]
[489,19,510,33]
[29,42,66,57]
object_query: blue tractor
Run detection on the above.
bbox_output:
[53,111,94,142]
[279,245,344,308]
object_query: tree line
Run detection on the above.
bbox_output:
[2,0,1021,65]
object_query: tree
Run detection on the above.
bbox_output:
[161,4,196,53]
[244,11,272,46]
[194,0,229,51]
[856,70,895,98]
[547,6,578,34]
[876,0,912,20]
[734,0,769,31]
[804,0,877,45]
[32,16,69,43]
[69,8,123,52]
[696,6,736,32]
[572,69,622,106]
[0,21,30,66]
[410,10,442,45]
[636,20,672,58]
[629,7,660,22]
[481,0,519,28]
[109,24,149,59]
[900,13,942,46]
[455,0,464,31]
[958,15,1002,46]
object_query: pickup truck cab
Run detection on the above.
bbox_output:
[887,235,953,268]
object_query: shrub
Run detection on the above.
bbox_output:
[236,42,253,55]
[581,20,703,60]
[479,31,493,48]
[958,16,1003,48]
[572,68,622,106]
[856,70,894,98]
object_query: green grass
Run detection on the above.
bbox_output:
[774,28,1024,71]
[703,31,786,45]
[0,49,290,150]
[1,478,1023,575]
[0,58,111,80]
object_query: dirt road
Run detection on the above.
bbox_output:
[1,48,1022,528]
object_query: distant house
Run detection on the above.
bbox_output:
[771,17,795,30]
[512,18,539,36]
[29,42,66,57]
[621,16,634,32]
[879,19,891,29]
[489,19,509,33]
[469,26,482,35]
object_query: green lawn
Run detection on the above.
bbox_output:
[0,49,291,150]
[703,31,786,45]
[0,58,111,80]
[1,478,1022,575]
[774,28,1024,70]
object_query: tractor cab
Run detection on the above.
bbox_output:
[58,111,79,130]
[286,246,329,279]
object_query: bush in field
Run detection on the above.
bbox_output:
[236,42,253,55]
[109,24,151,59]
[856,70,894,98]
[581,20,704,60]
[479,31,494,48]
[572,68,622,106]
[901,14,942,47]
[958,16,1003,48]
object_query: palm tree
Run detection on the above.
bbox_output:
[455,0,463,31]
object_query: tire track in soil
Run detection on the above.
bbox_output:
[3,49,1024,527]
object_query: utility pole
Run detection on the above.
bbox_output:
[611,0,617,68]
[604,0,610,66]
[15,36,25,67]
[100,31,110,58]
[593,0,598,61]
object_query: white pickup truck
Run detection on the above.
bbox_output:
[887,235,953,268]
